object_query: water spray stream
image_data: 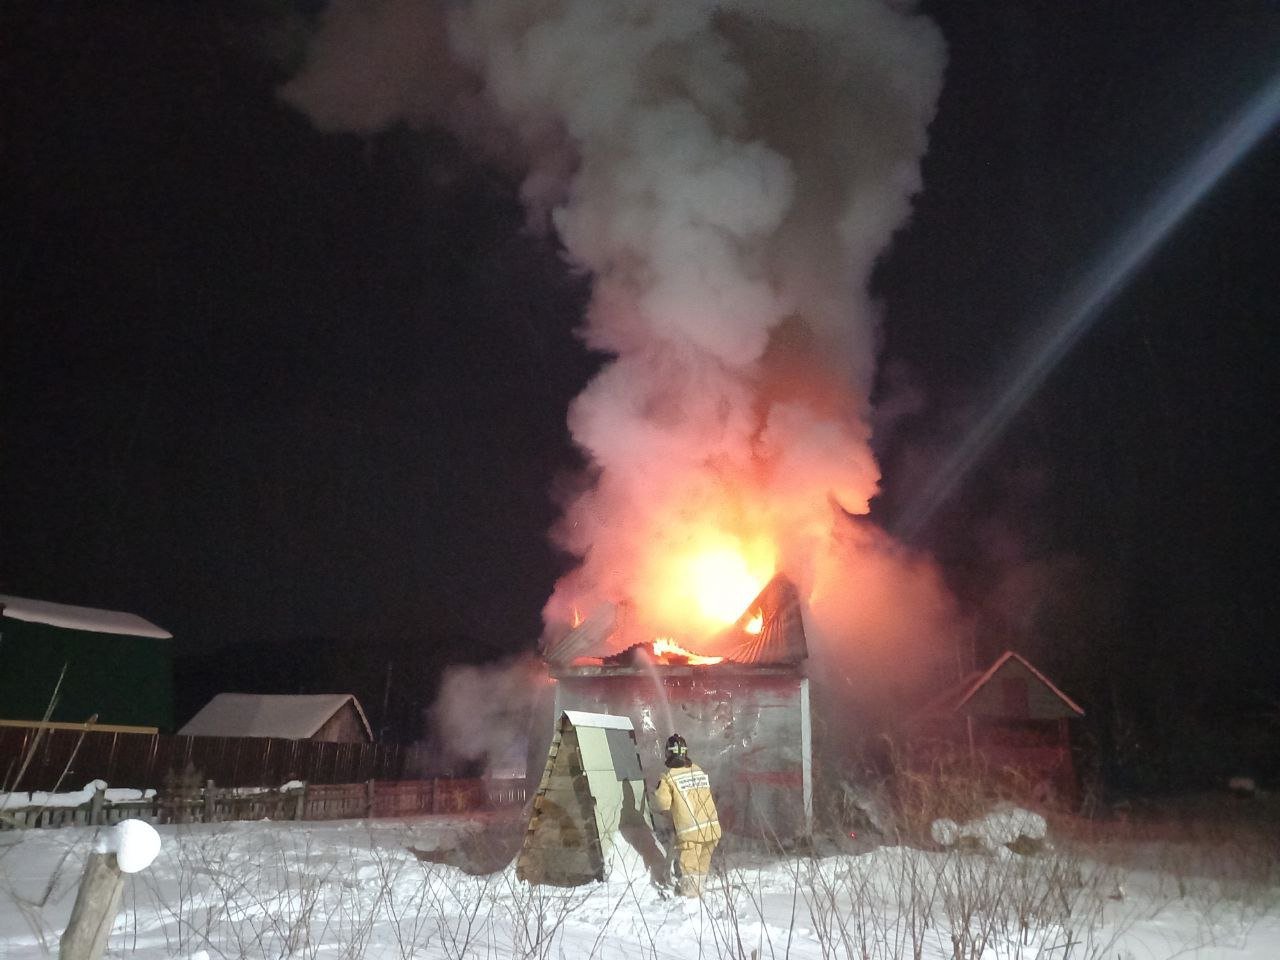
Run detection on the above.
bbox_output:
[637,649,676,740]
[897,71,1280,542]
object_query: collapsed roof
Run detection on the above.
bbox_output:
[542,573,808,668]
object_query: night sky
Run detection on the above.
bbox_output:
[3,2,1277,772]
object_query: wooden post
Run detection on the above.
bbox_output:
[59,852,124,960]
[293,783,307,821]
[203,780,216,823]
[800,677,813,840]
[88,785,106,827]
[365,779,376,819]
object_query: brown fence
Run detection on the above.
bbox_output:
[0,725,434,792]
[2,778,527,831]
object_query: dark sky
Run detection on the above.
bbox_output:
[3,2,1278,746]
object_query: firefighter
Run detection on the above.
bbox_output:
[652,733,721,897]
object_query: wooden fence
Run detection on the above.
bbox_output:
[2,778,527,831]
[0,724,433,792]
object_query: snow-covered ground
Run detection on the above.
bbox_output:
[1,808,1277,959]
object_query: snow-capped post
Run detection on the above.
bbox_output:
[293,782,307,821]
[60,819,161,960]
[88,784,106,826]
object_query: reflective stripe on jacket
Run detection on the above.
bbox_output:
[654,762,721,843]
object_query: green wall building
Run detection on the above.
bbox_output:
[0,594,173,731]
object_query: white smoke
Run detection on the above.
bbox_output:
[429,655,546,776]
[285,0,959,722]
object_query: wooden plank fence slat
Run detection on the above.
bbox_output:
[2,778,527,832]
[2,724,528,832]
[0,726,418,792]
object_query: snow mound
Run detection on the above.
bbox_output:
[931,804,1047,852]
[94,818,162,873]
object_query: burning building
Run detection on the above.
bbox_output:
[541,574,812,842]
[283,0,958,842]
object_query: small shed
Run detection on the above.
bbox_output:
[179,693,373,743]
[0,594,173,730]
[517,711,664,887]
[910,651,1084,804]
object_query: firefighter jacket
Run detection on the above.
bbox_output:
[653,762,721,843]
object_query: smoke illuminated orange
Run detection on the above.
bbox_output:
[652,637,724,666]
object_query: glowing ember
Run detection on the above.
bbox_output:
[652,637,724,666]
[744,610,764,635]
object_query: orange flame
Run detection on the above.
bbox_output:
[571,606,583,628]
[642,532,775,636]
[652,637,724,666]
[744,610,764,635]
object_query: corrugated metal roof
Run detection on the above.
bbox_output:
[726,575,807,665]
[542,602,622,666]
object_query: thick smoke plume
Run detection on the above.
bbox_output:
[285,0,960,746]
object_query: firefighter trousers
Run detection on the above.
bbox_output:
[675,839,717,897]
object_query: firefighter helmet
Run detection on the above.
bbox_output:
[665,734,689,765]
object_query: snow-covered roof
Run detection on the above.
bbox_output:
[179,693,372,740]
[0,594,172,639]
[563,710,634,731]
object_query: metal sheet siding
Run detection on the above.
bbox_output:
[555,670,809,840]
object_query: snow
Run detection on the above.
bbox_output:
[1,811,1277,958]
[0,781,156,811]
[0,593,171,639]
[178,693,371,739]
[93,820,161,873]
[563,709,634,730]
[931,803,1048,851]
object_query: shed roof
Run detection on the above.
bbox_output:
[563,710,635,730]
[0,594,172,639]
[179,693,372,740]
[918,651,1084,719]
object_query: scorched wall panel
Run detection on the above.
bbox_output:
[552,667,810,841]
